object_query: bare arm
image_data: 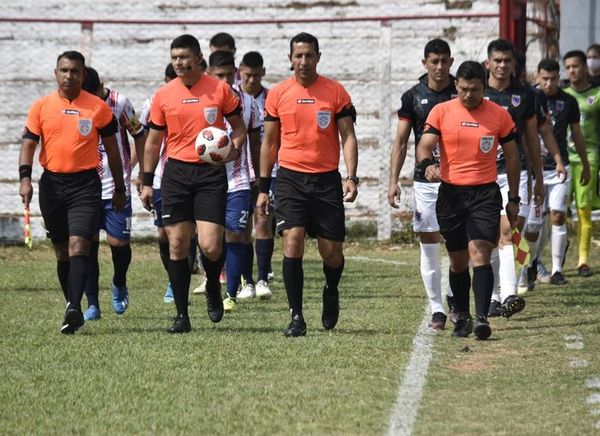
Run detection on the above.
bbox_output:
[224,113,248,163]
[102,134,126,211]
[18,138,38,207]
[139,128,164,211]
[256,120,280,217]
[248,129,261,180]
[338,116,358,202]
[131,130,147,193]
[571,122,591,185]
[539,122,567,180]
[501,139,521,228]
[388,119,411,208]
[524,116,544,205]
[415,132,441,182]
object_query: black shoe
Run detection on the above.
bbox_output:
[284,314,307,337]
[61,306,84,335]
[322,286,339,330]
[205,280,224,323]
[526,261,537,291]
[501,294,525,318]
[488,300,502,318]
[473,315,492,340]
[578,264,593,277]
[167,314,191,334]
[428,312,447,331]
[446,295,459,324]
[451,312,473,338]
[550,271,568,285]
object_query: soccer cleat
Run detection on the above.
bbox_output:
[488,300,502,318]
[205,280,224,323]
[578,264,593,277]
[322,286,339,330]
[550,271,568,285]
[83,305,101,321]
[255,280,273,299]
[112,284,129,315]
[473,315,492,340]
[451,312,473,338]
[223,296,237,312]
[446,295,459,324]
[284,314,307,337]
[192,277,207,295]
[167,314,191,334]
[429,312,447,331]
[501,295,525,318]
[237,283,256,300]
[163,282,174,303]
[61,305,84,334]
[537,261,551,284]
[267,270,275,281]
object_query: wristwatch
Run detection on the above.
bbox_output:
[508,195,521,204]
[346,176,360,185]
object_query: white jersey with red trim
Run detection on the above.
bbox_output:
[140,95,168,190]
[225,88,262,193]
[98,89,144,199]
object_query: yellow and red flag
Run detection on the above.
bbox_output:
[24,206,32,250]
[511,228,530,267]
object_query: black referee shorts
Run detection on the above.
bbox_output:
[160,158,227,226]
[436,181,502,252]
[274,167,345,242]
[39,169,102,244]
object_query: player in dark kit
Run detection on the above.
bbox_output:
[388,38,458,331]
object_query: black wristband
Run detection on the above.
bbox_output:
[19,164,32,180]
[417,158,434,172]
[258,177,272,194]
[142,172,155,187]
[508,195,521,204]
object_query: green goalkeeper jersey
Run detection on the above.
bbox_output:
[565,85,600,164]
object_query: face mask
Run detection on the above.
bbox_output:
[587,58,600,71]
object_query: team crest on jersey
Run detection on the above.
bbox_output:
[317,111,331,129]
[204,107,218,124]
[420,98,428,104]
[587,96,596,105]
[479,136,494,153]
[78,119,92,136]
[511,95,521,107]
[556,100,564,111]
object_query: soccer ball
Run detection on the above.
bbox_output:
[195,127,232,163]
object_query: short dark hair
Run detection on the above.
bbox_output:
[170,34,200,56]
[82,67,101,94]
[537,58,559,73]
[240,51,264,69]
[209,50,235,68]
[290,32,319,54]
[487,38,514,57]
[164,63,176,80]
[209,32,236,50]
[563,50,587,65]
[587,43,600,54]
[456,60,487,85]
[56,50,86,67]
[424,38,451,58]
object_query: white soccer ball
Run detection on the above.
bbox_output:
[195,126,232,164]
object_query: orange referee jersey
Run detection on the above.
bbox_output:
[424,98,516,185]
[150,74,240,163]
[25,90,115,173]
[265,75,353,173]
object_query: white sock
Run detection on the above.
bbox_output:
[538,215,548,259]
[499,244,517,302]
[491,247,501,302]
[420,243,445,314]
[551,224,568,273]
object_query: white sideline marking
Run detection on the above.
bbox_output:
[586,378,600,389]
[587,393,600,405]
[570,359,589,368]
[346,256,407,266]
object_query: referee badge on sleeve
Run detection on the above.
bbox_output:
[204,107,218,125]
[479,136,495,153]
[78,119,92,136]
[317,111,331,129]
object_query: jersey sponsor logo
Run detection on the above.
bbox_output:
[78,119,92,136]
[204,107,218,124]
[182,98,199,104]
[420,98,428,104]
[479,135,495,153]
[461,121,479,127]
[586,95,596,105]
[511,94,521,107]
[556,100,564,111]
[63,109,80,115]
[296,99,315,104]
[317,111,331,129]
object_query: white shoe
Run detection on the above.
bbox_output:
[255,280,273,299]
[237,283,256,300]
[192,277,207,294]
[267,271,275,281]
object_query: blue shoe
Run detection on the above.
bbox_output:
[112,284,129,315]
[83,305,101,321]
[163,282,174,304]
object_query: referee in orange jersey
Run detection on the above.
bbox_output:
[19,51,126,334]
[257,33,359,337]
[416,61,520,340]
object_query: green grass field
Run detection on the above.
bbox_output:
[1,238,599,435]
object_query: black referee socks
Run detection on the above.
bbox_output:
[449,268,471,313]
[472,264,494,318]
[323,257,344,293]
[282,256,304,318]
[168,259,191,316]
[110,245,131,288]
